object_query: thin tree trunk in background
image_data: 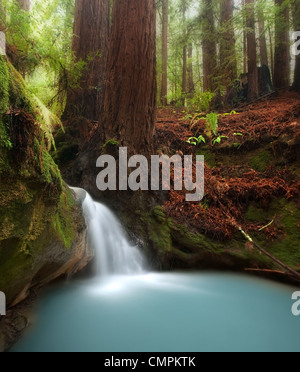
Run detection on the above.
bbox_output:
[243,0,248,74]
[17,0,30,11]
[161,0,168,106]
[202,0,218,92]
[187,44,195,96]
[258,8,269,66]
[245,0,259,101]
[100,0,157,155]
[291,0,300,93]
[273,0,290,90]
[181,0,187,106]
[269,27,274,79]
[220,0,237,89]
[63,0,110,122]
[0,0,5,31]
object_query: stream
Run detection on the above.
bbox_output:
[13,189,300,352]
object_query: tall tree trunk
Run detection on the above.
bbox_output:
[187,44,195,96]
[161,0,168,106]
[0,0,5,32]
[181,0,187,106]
[245,0,259,101]
[202,0,218,92]
[17,0,30,11]
[269,27,274,79]
[220,0,237,89]
[100,0,157,155]
[258,7,269,66]
[273,0,290,90]
[243,0,248,74]
[63,0,110,122]
[291,0,300,93]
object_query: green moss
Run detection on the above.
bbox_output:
[270,201,300,268]
[152,206,166,223]
[103,139,119,149]
[250,149,272,172]
[171,224,224,254]
[52,189,76,250]
[197,148,215,168]
[0,57,10,114]
[138,207,173,253]
[246,204,270,222]
[0,58,79,303]
[101,139,119,154]
[246,199,300,270]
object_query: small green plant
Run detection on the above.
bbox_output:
[205,112,218,138]
[187,135,206,146]
[212,135,228,146]
[222,110,239,117]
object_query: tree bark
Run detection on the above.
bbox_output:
[63,0,110,121]
[243,0,248,74]
[161,0,168,106]
[220,0,237,89]
[258,7,269,66]
[273,0,290,90]
[181,0,187,106]
[245,0,259,101]
[202,0,218,92]
[100,0,157,155]
[291,0,300,93]
[187,44,195,96]
[269,27,274,80]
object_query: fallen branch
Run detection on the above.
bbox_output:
[244,268,286,275]
[238,226,300,282]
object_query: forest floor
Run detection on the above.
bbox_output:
[155,92,300,254]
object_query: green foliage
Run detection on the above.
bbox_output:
[206,112,219,138]
[187,135,206,147]
[187,91,215,112]
[212,135,228,146]
[1,0,85,117]
[0,57,10,114]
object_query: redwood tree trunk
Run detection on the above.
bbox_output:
[64,0,110,121]
[245,0,259,101]
[187,44,195,96]
[100,0,157,155]
[273,0,290,90]
[220,0,237,89]
[161,0,168,106]
[181,0,187,105]
[258,8,269,66]
[202,0,218,92]
[292,0,300,93]
[243,0,248,74]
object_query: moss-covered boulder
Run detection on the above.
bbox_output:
[0,56,92,305]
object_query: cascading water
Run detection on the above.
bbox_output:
[13,188,300,352]
[71,187,144,276]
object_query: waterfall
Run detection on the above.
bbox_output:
[71,187,145,276]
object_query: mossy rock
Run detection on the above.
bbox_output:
[246,199,300,270]
[0,56,89,305]
[250,149,273,172]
